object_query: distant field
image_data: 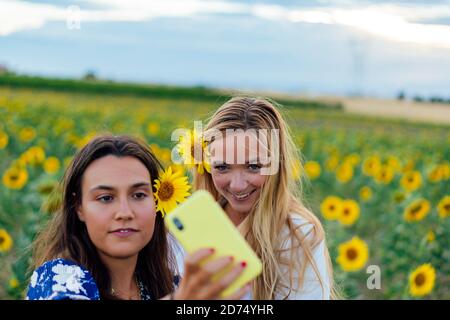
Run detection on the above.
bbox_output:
[0,80,448,300]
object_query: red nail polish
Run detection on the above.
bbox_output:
[209,248,215,253]
[241,261,247,268]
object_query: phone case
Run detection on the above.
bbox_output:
[165,190,262,298]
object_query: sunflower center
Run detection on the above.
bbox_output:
[346,248,358,260]
[408,177,414,183]
[329,205,335,211]
[444,204,450,212]
[0,236,4,245]
[410,204,422,216]
[10,174,19,181]
[158,182,175,201]
[414,273,426,286]
[343,209,350,216]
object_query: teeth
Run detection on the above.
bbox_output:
[233,192,251,200]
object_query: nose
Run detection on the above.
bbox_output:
[228,171,249,193]
[115,197,135,220]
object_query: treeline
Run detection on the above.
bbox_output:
[397,91,450,105]
[0,74,342,110]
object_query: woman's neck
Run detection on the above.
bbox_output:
[99,253,140,300]
[224,203,248,227]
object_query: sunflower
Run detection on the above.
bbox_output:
[43,157,61,175]
[404,199,430,222]
[336,236,369,272]
[22,146,46,166]
[19,127,36,142]
[320,196,342,221]
[153,166,191,217]
[427,166,442,183]
[0,130,8,149]
[9,277,19,289]
[338,199,360,226]
[146,122,160,136]
[426,230,435,243]
[374,165,394,184]
[176,130,211,174]
[325,155,339,172]
[343,154,360,167]
[362,156,381,177]
[401,171,422,192]
[2,167,28,190]
[409,264,436,297]
[359,186,373,202]
[386,156,401,172]
[291,159,302,181]
[437,195,450,218]
[336,163,353,183]
[304,161,321,180]
[0,229,13,253]
[402,159,415,173]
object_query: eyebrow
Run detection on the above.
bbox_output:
[89,182,151,192]
[212,159,260,166]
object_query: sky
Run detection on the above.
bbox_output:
[0,0,450,98]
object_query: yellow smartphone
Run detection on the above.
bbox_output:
[165,190,262,298]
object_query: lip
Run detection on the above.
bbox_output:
[109,228,139,238]
[228,189,256,202]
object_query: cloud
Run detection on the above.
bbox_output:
[1,0,450,49]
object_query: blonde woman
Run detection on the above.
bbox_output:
[191,97,337,300]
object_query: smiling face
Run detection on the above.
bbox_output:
[77,155,156,260]
[209,131,267,216]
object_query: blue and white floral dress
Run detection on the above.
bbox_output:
[26,258,152,300]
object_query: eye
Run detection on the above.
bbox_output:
[214,164,228,172]
[248,164,261,172]
[133,192,148,200]
[97,195,113,203]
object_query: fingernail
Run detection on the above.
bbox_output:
[240,261,247,268]
[229,256,234,261]
[209,248,215,253]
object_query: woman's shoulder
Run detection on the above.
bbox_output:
[283,213,315,240]
[26,258,100,300]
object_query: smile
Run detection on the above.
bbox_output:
[229,190,255,201]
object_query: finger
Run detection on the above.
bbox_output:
[192,256,235,287]
[184,248,215,275]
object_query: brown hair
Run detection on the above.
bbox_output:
[31,134,176,299]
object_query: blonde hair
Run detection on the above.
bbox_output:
[194,97,339,299]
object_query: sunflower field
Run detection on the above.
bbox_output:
[0,83,449,299]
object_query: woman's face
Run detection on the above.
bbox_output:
[209,131,267,215]
[77,155,156,259]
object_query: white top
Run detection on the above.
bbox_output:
[169,214,331,300]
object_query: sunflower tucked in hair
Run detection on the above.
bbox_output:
[153,166,191,217]
[409,264,436,297]
[336,236,369,272]
[404,199,430,222]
